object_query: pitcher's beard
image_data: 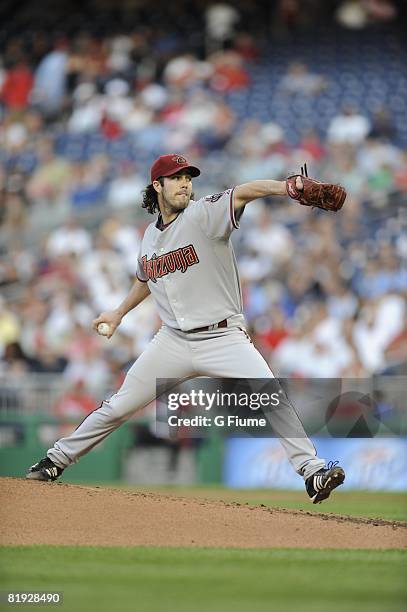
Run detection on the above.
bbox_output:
[162,193,192,214]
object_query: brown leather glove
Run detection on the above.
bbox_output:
[286,164,346,212]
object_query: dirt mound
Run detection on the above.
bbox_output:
[1,477,406,549]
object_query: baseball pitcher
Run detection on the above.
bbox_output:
[27,154,346,503]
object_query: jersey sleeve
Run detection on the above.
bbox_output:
[136,246,148,282]
[188,188,240,240]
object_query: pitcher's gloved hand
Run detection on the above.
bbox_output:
[286,163,346,212]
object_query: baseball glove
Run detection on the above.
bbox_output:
[286,163,346,212]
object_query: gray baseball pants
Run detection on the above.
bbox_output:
[48,324,325,479]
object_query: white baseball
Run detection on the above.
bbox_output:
[97,322,110,336]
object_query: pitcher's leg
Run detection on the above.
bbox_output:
[48,328,194,469]
[195,328,325,479]
[48,370,154,469]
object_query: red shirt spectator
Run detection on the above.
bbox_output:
[210,50,249,93]
[1,60,34,110]
[298,129,325,161]
[394,152,407,192]
[261,327,291,350]
[100,112,123,139]
[53,380,97,418]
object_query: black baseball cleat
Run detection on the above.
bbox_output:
[305,461,345,504]
[26,457,64,482]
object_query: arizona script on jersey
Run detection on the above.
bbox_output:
[141,244,200,283]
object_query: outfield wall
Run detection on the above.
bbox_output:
[224,437,407,491]
[2,411,407,491]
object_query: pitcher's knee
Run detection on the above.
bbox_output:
[99,398,138,424]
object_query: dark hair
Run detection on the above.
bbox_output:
[142,178,164,215]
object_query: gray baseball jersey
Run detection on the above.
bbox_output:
[136,188,243,331]
[47,188,326,480]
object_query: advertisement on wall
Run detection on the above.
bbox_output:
[224,437,407,491]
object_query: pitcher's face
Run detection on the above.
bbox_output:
[154,171,193,212]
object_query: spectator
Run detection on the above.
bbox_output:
[0,297,21,351]
[233,33,260,62]
[102,78,133,128]
[163,54,205,89]
[327,105,371,145]
[394,151,407,192]
[209,49,250,92]
[326,282,359,320]
[229,119,264,158]
[271,316,310,376]
[335,0,369,29]
[106,34,134,75]
[356,136,403,177]
[244,205,294,271]
[68,157,109,210]
[364,0,397,23]
[26,138,72,206]
[107,162,146,209]
[63,339,110,395]
[32,39,68,118]
[205,3,240,52]
[68,82,102,133]
[369,106,397,141]
[124,96,154,131]
[1,56,34,111]
[278,0,301,30]
[46,217,92,258]
[280,270,315,319]
[1,341,34,376]
[255,306,291,352]
[298,129,325,162]
[1,193,28,233]
[53,380,97,418]
[357,246,406,299]
[353,295,405,372]
[367,162,394,194]
[279,61,326,96]
[98,217,142,276]
[0,4,405,386]
[196,99,236,151]
[30,343,68,374]
[382,311,407,374]
[325,150,366,197]
[79,234,129,311]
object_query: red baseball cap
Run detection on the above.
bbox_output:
[150,154,200,183]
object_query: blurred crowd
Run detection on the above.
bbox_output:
[0,1,406,415]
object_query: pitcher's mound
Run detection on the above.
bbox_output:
[1,477,406,549]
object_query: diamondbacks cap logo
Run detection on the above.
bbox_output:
[172,156,187,164]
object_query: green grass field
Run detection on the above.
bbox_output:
[1,488,406,612]
[84,482,407,521]
[1,547,406,612]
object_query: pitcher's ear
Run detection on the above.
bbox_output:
[152,180,162,193]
